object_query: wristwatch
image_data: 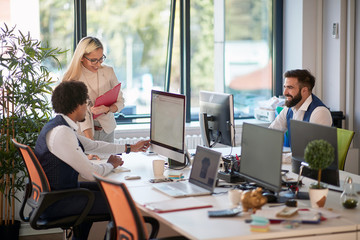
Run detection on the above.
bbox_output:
[125,144,131,154]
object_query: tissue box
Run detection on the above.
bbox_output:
[254,108,275,122]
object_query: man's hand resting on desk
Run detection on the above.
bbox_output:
[107,155,124,168]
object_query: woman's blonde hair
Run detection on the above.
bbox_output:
[62,36,103,82]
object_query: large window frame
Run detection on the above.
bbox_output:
[73,0,283,124]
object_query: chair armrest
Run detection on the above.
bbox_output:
[143,216,159,239]
[30,188,95,228]
[19,182,32,222]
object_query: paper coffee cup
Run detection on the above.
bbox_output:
[228,189,243,206]
[153,159,165,178]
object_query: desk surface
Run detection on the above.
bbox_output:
[102,151,360,240]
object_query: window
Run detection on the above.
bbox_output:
[224,0,273,118]
[85,0,171,123]
[1,0,280,124]
[172,0,275,121]
[1,0,73,81]
[189,1,215,120]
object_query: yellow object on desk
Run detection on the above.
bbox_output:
[168,172,184,179]
[276,207,298,218]
[250,215,270,232]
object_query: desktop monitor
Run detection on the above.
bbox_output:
[199,91,235,148]
[238,123,284,193]
[290,120,339,186]
[150,90,187,167]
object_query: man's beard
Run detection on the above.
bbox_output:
[285,90,302,108]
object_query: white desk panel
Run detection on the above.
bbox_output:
[103,152,360,240]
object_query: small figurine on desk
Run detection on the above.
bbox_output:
[241,187,267,213]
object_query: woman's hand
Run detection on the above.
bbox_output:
[130,140,151,152]
[91,105,110,115]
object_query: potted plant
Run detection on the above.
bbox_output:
[304,139,335,208]
[0,23,64,239]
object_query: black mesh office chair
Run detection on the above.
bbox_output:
[12,139,110,239]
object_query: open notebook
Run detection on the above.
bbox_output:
[152,146,222,198]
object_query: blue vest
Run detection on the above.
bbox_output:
[285,94,329,147]
[34,115,84,191]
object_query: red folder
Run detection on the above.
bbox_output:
[93,83,121,119]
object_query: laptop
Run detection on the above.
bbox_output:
[290,120,339,186]
[152,145,222,198]
[327,179,360,193]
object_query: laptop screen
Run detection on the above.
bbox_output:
[189,146,222,191]
[290,120,339,186]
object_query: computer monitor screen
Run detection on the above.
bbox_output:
[238,123,284,193]
[290,120,339,186]
[199,91,235,147]
[150,90,186,166]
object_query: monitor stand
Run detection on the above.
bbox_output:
[168,158,186,168]
[168,150,191,169]
[278,162,309,200]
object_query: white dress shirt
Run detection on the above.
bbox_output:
[269,95,333,132]
[45,114,125,181]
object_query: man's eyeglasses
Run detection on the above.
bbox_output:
[83,55,106,65]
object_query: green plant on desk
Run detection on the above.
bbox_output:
[304,139,335,189]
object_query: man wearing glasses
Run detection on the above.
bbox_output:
[62,37,124,160]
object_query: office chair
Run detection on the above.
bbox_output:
[94,174,189,240]
[275,106,290,147]
[337,128,355,171]
[331,111,346,128]
[12,139,108,239]
[94,173,159,240]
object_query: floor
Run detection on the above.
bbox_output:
[19,221,107,240]
[18,220,180,239]
[19,233,63,240]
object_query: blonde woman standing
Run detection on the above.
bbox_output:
[63,37,124,158]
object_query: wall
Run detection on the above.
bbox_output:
[283,0,359,173]
[354,0,360,154]
[283,0,304,72]
[283,0,323,97]
[322,0,346,112]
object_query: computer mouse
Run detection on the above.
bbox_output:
[262,192,277,203]
[124,175,141,180]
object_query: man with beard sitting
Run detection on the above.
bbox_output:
[269,69,333,147]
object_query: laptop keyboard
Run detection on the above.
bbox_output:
[164,182,203,193]
[154,181,209,197]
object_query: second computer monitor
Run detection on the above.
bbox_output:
[150,90,186,166]
[238,123,284,193]
[290,120,339,186]
[199,91,235,148]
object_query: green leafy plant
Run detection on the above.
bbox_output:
[0,23,64,227]
[304,139,335,189]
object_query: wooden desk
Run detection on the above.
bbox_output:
[105,152,360,240]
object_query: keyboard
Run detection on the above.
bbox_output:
[152,181,211,197]
[159,181,203,193]
[235,183,258,191]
